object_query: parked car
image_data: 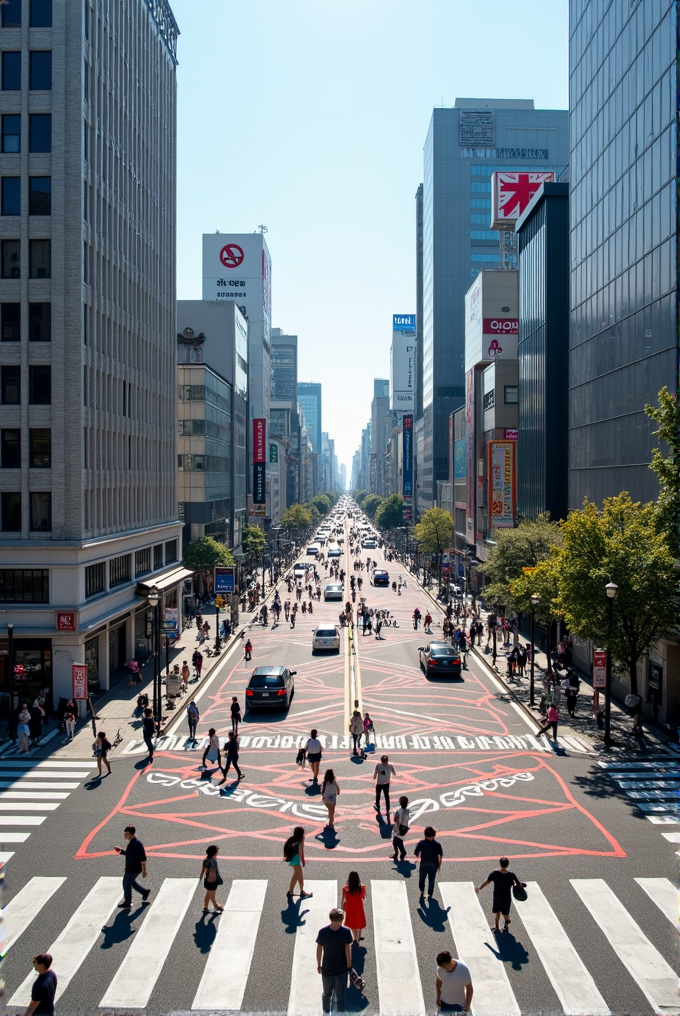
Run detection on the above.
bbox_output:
[312,625,341,653]
[245,665,296,711]
[371,569,389,586]
[324,582,343,601]
[418,641,462,677]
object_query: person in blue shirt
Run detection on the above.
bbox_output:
[24,952,57,1015]
[414,826,443,898]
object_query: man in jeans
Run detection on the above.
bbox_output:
[316,907,353,1013]
[114,825,150,908]
[414,825,443,898]
[373,754,396,815]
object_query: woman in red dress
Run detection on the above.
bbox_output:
[341,870,367,944]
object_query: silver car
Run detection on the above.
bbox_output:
[324,582,343,601]
[312,625,341,653]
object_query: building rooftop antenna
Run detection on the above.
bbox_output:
[257,224,268,234]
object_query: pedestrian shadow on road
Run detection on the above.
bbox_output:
[315,826,339,849]
[485,928,530,971]
[392,858,417,878]
[375,813,393,839]
[100,908,141,949]
[304,781,322,796]
[193,912,219,954]
[281,897,310,934]
[349,754,365,765]
[416,896,450,932]
[346,943,370,1011]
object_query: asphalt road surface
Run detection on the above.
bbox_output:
[0,515,678,1016]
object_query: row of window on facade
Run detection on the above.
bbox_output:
[1,0,52,29]
[1,50,52,90]
[1,364,51,403]
[1,113,51,152]
[1,490,50,530]
[0,176,51,215]
[0,540,179,605]
[0,302,49,341]
[0,239,51,278]
[1,427,50,466]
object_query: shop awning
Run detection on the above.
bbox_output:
[136,567,194,597]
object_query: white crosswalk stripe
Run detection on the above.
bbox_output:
[599,757,680,829]
[2,874,679,1013]
[0,760,93,858]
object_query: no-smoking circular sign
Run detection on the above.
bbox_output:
[219,243,244,269]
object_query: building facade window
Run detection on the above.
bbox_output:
[165,540,178,565]
[1,491,20,530]
[29,0,51,27]
[29,491,50,530]
[28,114,50,153]
[85,561,105,598]
[29,51,51,90]
[1,239,20,277]
[1,177,20,215]
[153,544,164,570]
[0,569,49,603]
[1,302,20,341]
[109,554,131,587]
[29,177,50,215]
[1,428,20,467]
[1,114,20,153]
[2,52,20,90]
[135,548,151,577]
[29,365,50,404]
[1,365,20,403]
[29,428,50,467]
[2,0,21,28]
[29,239,50,278]
[504,385,518,404]
[29,303,50,341]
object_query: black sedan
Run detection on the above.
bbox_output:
[418,641,462,677]
[245,666,296,711]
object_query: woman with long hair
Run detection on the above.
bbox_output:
[283,826,313,900]
[200,844,224,913]
[341,870,367,944]
[321,769,339,828]
[94,730,112,777]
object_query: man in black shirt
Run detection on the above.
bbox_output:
[414,825,443,898]
[142,708,156,761]
[114,825,150,908]
[316,907,353,1014]
[23,952,57,1015]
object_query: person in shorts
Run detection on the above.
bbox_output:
[305,728,323,783]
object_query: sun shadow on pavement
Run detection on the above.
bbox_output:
[281,898,310,934]
[416,896,451,932]
[485,928,530,970]
[193,913,219,954]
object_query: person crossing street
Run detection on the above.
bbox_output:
[114,825,150,909]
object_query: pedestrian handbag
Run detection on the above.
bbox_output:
[205,864,223,887]
[349,967,365,993]
[295,747,306,767]
[398,823,409,836]
[512,883,528,902]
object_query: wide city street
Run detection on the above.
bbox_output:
[0,516,677,1016]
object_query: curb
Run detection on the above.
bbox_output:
[470,645,543,731]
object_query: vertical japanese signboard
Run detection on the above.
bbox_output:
[488,440,515,529]
[253,463,266,504]
[402,415,413,498]
[253,419,266,463]
[593,650,607,689]
[72,663,88,700]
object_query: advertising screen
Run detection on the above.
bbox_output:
[390,314,416,411]
[402,414,413,497]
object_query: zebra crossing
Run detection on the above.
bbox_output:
[598,756,680,830]
[0,759,93,862]
[2,874,677,1014]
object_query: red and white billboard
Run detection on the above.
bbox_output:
[253,419,266,464]
[72,663,88,700]
[488,441,516,529]
[491,171,555,228]
[483,318,518,335]
[593,650,607,689]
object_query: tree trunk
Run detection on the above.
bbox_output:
[629,660,638,697]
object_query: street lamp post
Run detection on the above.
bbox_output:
[7,623,15,739]
[530,594,540,707]
[147,586,161,730]
[604,581,619,747]
[214,598,221,654]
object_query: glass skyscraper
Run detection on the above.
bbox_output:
[297,381,322,456]
[568,0,678,507]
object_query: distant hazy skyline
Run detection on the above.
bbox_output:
[171,0,569,475]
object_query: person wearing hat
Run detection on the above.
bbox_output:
[316,907,353,1014]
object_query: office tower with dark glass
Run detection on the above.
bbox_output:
[0,0,184,711]
[568,0,678,507]
[417,99,569,511]
[271,329,298,401]
[297,381,322,456]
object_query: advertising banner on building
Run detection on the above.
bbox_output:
[214,566,235,595]
[454,439,467,479]
[253,462,266,504]
[72,664,88,700]
[402,414,413,497]
[488,441,516,529]
[390,314,416,411]
[253,419,266,463]
[269,442,278,463]
[491,171,555,229]
[465,370,475,542]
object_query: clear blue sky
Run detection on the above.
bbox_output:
[171,0,569,477]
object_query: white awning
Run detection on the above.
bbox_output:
[136,566,194,596]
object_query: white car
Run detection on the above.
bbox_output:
[327,542,341,557]
[324,582,343,600]
[312,625,341,653]
[293,564,307,579]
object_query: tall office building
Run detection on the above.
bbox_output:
[271,329,298,401]
[371,378,391,495]
[418,98,569,511]
[297,381,322,456]
[0,0,183,710]
[568,0,678,507]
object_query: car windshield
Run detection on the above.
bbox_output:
[316,629,337,637]
[431,647,458,657]
[249,674,285,688]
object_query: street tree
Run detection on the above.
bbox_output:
[362,494,384,519]
[183,536,234,571]
[644,386,680,557]
[304,502,321,524]
[555,492,677,695]
[281,504,313,532]
[510,555,562,669]
[241,523,265,577]
[413,507,453,588]
[375,493,404,530]
[310,494,332,516]
[353,490,369,505]
[479,514,561,611]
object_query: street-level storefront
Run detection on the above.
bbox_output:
[0,637,53,731]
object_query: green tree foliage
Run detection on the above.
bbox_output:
[644,386,680,558]
[479,514,561,610]
[413,507,454,554]
[353,490,369,505]
[374,493,405,530]
[362,494,384,519]
[183,536,234,571]
[555,493,677,694]
[303,502,321,524]
[241,523,265,566]
[309,494,332,516]
[281,504,313,531]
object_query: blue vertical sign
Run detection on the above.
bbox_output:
[402,414,413,498]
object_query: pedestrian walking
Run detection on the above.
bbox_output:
[93,730,112,778]
[516,643,527,678]
[341,871,366,944]
[202,727,221,769]
[23,952,57,1016]
[284,599,291,621]
[413,607,421,630]
[244,638,253,662]
[17,704,31,753]
[391,795,410,861]
[475,856,526,932]
[414,825,443,898]
[186,700,199,743]
[436,950,473,1013]
[181,660,191,688]
[538,703,559,740]
[305,729,323,783]
[373,754,396,815]
[62,700,76,741]
[363,712,375,746]
[200,844,224,913]
[192,649,203,681]
[316,907,352,1014]
[230,696,242,734]
[128,658,140,688]
[565,684,578,717]
[348,710,363,756]
[219,730,244,783]
[424,612,433,634]
[114,825,150,908]
[29,702,43,747]
[321,769,339,828]
[284,826,313,899]
[142,708,156,761]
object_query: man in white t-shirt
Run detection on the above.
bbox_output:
[435,950,473,1012]
[373,754,396,815]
